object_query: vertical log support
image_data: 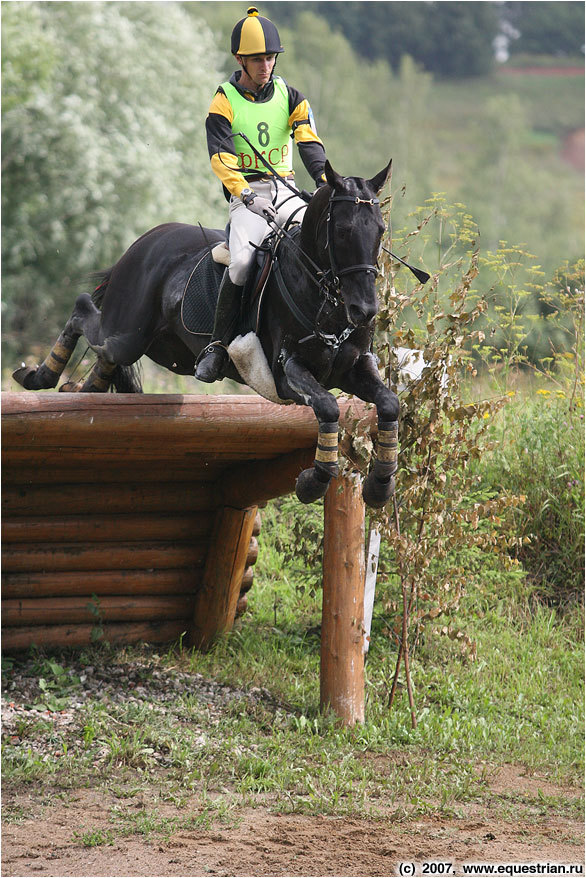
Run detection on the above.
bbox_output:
[320,473,366,725]
[189,504,258,651]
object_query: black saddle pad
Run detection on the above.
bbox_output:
[181,230,284,337]
[181,251,225,335]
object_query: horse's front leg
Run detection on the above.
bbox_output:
[282,356,340,504]
[339,352,400,508]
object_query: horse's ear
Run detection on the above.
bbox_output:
[367,159,392,195]
[324,160,344,190]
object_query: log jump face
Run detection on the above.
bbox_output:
[2,393,374,726]
[321,473,366,725]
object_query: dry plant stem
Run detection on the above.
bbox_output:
[402,575,417,729]
[387,493,417,728]
[568,311,583,411]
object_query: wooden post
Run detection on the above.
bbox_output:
[188,505,258,651]
[320,473,366,726]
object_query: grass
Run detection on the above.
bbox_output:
[1,388,583,844]
[432,68,584,137]
[2,576,583,826]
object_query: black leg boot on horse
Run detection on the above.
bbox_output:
[194,270,243,383]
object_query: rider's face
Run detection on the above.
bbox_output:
[237,53,277,90]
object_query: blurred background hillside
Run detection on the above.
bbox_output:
[2,0,584,366]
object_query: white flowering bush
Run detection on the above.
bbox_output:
[2,1,226,356]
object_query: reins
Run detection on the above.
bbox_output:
[214,132,429,349]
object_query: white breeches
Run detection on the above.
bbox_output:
[228,178,308,285]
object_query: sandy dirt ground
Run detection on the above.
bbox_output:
[2,765,583,877]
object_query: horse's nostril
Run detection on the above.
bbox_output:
[349,303,376,326]
[349,305,366,326]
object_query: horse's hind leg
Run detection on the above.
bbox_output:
[13,325,81,390]
[13,291,105,390]
[60,357,118,393]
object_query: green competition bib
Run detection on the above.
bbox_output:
[223,77,293,176]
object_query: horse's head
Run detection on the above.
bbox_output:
[319,159,392,328]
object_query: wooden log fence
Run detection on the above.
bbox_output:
[2,392,376,725]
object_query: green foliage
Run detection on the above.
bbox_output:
[1,1,226,358]
[2,2,583,371]
[503,1,585,58]
[267,1,500,77]
[374,200,583,630]
[268,2,584,74]
[359,201,520,664]
[480,391,584,604]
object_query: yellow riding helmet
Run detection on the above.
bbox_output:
[231,6,284,56]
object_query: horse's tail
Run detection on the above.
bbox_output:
[88,269,143,393]
[111,363,143,394]
[90,269,113,308]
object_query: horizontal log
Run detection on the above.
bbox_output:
[246,536,259,567]
[2,482,215,517]
[1,619,189,652]
[2,461,222,486]
[2,512,212,545]
[1,393,321,457]
[3,595,195,627]
[240,566,254,594]
[252,510,262,537]
[2,568,202,598]
[2,394,373,466]
[2,541,206,573]
[2,448,278,467]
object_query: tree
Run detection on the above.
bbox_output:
[502,2,585,58]
[265,1,499,78]
[2,2,225,358]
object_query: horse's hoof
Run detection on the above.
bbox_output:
[362,473,395,509]
[12,364,40,390]
[295,467,332,504]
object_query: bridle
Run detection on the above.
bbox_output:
[272,189,383,351]
[276,188,382,299]
[323,192,381,292]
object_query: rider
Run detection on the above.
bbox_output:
[195,6,328,383]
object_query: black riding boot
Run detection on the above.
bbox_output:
[195,271,243,383]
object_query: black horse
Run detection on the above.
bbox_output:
[13,161,399,508]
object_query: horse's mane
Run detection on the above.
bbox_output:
[300,184,332,254]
